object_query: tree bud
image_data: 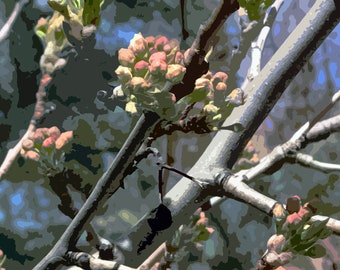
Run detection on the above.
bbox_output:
[134,60,149,77]
[154,36,168,51]
[165,64,186,83]
[128,32,148,56]
[115,65,133,83]
[118,48,136,66]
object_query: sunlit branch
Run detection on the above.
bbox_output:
[295,153,340,173]
[65,252,136,270]
[242,0,285,90]
[0,0,29,43]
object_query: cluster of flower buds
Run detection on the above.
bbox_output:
[196,71,244,130]
[266,196,332,266]
[115,33,186,118]
[20,126,73,173]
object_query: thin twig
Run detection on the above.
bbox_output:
[295,153,340,173]
[241,0,285,90]
[0,74,52,179]
[0,0,29,43]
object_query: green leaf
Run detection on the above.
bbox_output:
[82,0,104,26]
[178,88,208,104]
[193,225,210,242]
[303,244,326,258]
[70,0,82,9]
[301,219,329,241]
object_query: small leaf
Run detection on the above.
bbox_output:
[303,244,326,258]
[301,219,329,241]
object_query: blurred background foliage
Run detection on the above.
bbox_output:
[0,0,339,269]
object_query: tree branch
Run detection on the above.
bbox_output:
[0,0,29,43]
[65,251,136,270]
[242,0,285,90]
[295,153,340,173]
[0,74,52,178]
[120,0,340,266]
[33,111,160,270]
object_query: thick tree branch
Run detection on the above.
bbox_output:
[121,0,340,266]
[0,0,29,43]
[33,111,161,270]
[170,0,239,100]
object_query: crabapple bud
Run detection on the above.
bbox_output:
[22,139,34,150]
[115,65,132,83]
[212,71,228,86]
[165,64,186,83]
[118,48,136,66]
[128,77,151,91]
[48,126,61,139]
[149,59,167,74]
[149,51,167,64]
[195,78,213,91]
[145,36,155,48]
[128,33,148,56]
[134,60,149,77]
[154,36,168,51]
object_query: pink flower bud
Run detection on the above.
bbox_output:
[174,51,184,64]
[25,150,40,161]
[285,212,302,225]
[134,60,149,77]
[149,51,167,64]
[212,72,228,86]
[154,36,168,51]
[118,48,136,66]
[163,44,172,54]
[145,36,155,48]
[48,126,61,139]
[128,33,148,56]
[55,131,73,149]
[42,137,55,149]
[165,64,186,83]
[22,139,34,150]
[215,82,227,92]
[149,59,168,74]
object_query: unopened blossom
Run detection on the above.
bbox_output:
[129,77,151,91]
[154,36,168,51]
[55,131,73,150]
[134,60,149,77]
[149,51,167,64]
[212,71,228,86]
[165,64,186,83]
[145,36,155,47]
[118,48,136,66]
[195,78,213,91]
[115,66,132,83]
[22,139,34,150]
[149,59,167,74]
[174,51,184,64]
[128,33,148,56]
